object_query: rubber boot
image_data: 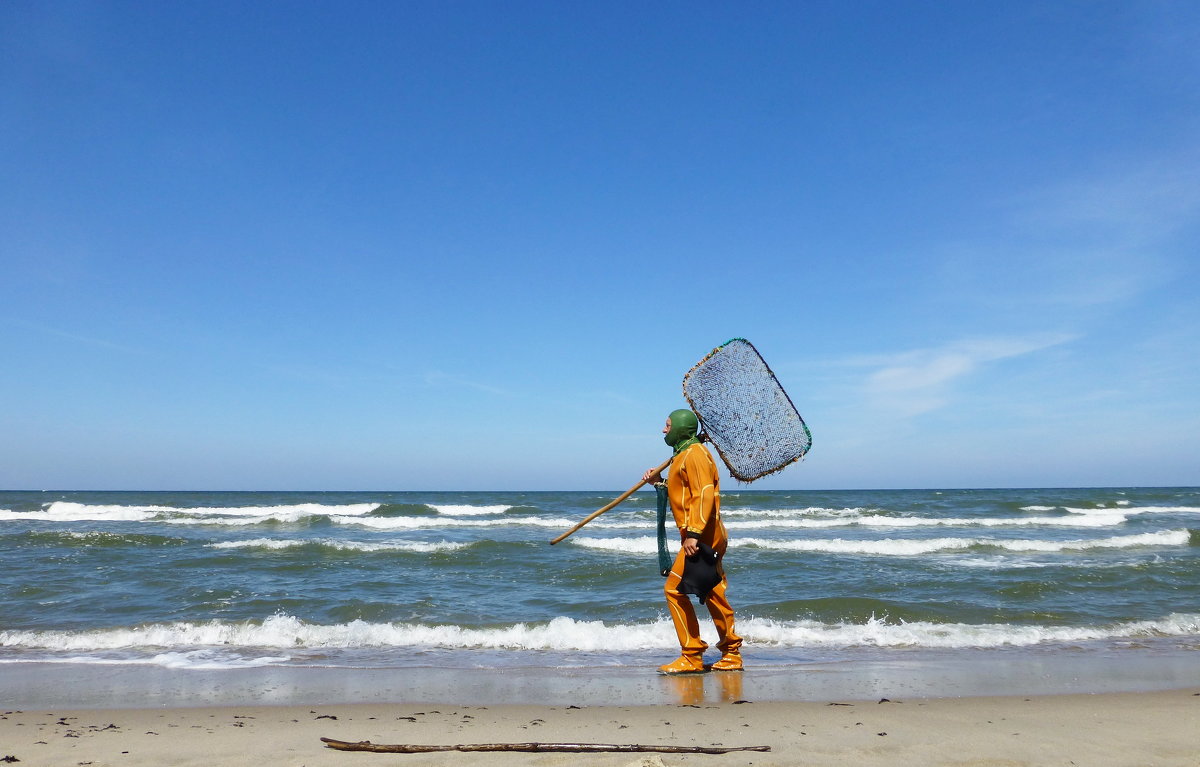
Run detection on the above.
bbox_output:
[657,654,707,675]
[710,652,743,672]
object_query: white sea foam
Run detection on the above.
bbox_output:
[860,514,1129,528]
[207,538,468,553]
[165,511,317,526]
[573,536,666,554]
[741,613,1200,649]
[2,613,1198,657]
[575,529,1191,556]
[0,651,291,670]
[332,515,579,530]
[1076,505,1200,516]
[0,503,162,522]
[951,556,1148,570]
[723,514,1128,530]
[737,536,981,556]
[0,615,675,654]
[148,650,292,669]
[36,531,175,543]
[722,506,869,518]
[723,518,865,530]
[429,504,512,516]
[0,501,381,523]
[738,529,1190,555]
[175,502,381,517]
[1019,501,1193,515]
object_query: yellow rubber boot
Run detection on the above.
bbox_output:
[710,653,743,671]
[657,655,707,675]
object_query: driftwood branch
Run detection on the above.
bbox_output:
[321,737,770,754]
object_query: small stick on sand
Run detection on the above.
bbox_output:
[321,738,770,754]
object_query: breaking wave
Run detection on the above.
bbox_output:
[0,501,382,523]
[3,613,1198,665]
[429,504,513,516]
[573,530,1192,556]
[206,538,469,553]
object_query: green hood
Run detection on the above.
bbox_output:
[664,409,701,454]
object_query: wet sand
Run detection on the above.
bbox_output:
[5,649,1200,709]
[3,653,1199,766]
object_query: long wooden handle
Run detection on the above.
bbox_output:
[549,456,673,545]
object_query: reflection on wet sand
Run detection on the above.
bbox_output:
[661,670,744,705]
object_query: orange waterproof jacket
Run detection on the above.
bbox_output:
[666,442,725,544]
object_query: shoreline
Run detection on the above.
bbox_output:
[3,689,1198,767]
[4,647,1200,709]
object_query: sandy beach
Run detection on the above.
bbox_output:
[3,688,1198,767]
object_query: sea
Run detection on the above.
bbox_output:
[2,487,1199,704]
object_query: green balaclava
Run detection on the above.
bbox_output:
[664,409,701,454]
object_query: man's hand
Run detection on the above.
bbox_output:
[642,468,663,485]
[681,537,700,557]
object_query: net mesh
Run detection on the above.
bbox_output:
[682,338,812,482]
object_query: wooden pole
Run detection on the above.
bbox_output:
[548,455,673,545]
[321,738,770,754]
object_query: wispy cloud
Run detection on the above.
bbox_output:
[1014,150,1200,247]
[940,145,1200,314]
[849,333,1077,417]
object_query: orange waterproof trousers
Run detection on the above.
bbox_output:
[663,538,741,659]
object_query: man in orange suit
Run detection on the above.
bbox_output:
[643,408,742,674]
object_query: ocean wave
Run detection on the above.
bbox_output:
[1023,504,1200,516]
[723,518,863,530]
[0,501,381,523]
[0,503,162,522]
[724,513,1129,530]
[573,530,1191,556]
[572,536,667,554]
[951,556,1155,570]
[206,538,468,553]
[0,615,670,654]
[332,515,580,530]
[863,514,1129,528]
[722,506,869,518]
[177,502,381,517]
[1067,506,1200,516]
[165,511,322,526]
[738,529,1191,555]
[429,504,513,516]
[741,612,1200,649]
[3,613,1197,657]
[0,650,291,670]
[4,531,190,548]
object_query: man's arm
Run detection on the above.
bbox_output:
[681,448,717,549]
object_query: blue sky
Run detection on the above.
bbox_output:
[3,1,1198,490]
